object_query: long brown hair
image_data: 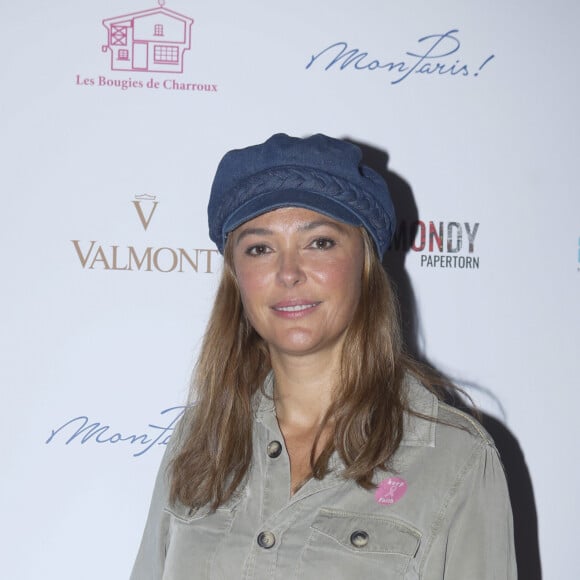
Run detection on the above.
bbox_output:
[170,228,439,509]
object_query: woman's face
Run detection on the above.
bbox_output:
[231,207,365,361]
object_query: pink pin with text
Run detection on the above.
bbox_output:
[375,477,407,505]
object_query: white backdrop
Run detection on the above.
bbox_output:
[2,1,578,578]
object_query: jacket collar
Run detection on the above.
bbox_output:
[400,374,438,448]
[255,371,437,448]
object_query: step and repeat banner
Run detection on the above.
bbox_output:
[2,1,578,578]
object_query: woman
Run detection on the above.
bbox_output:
[131,134,516,579]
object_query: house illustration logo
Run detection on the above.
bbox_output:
[101,1,194,74]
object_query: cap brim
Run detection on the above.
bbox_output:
[222,189,364,241]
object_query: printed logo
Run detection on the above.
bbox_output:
[75,1,217,93]
[71,195,219,273]
[306,29,495,85]
[375,477,408,505]
[132,193,159,231]
[390,220,481,269]
[101,0,193,74]
[46,406,185,457]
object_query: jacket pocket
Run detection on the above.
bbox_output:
[160,490,246,579]
[298,508,421,579]
[163,485,247,522]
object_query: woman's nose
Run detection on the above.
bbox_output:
[276,250,306,287]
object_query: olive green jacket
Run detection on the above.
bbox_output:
[131,375,517,579]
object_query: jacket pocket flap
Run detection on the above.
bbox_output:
[163,486,247,523]
[164,502,211,523]
[311,508,421,556]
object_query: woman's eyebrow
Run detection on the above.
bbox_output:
[298,220,348,233]
[235,227,273,245]
[235,220,347,246]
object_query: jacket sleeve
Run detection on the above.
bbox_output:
[424,442,517,580]
[129,445,173,580]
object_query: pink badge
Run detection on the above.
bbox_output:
[375,477,407,505]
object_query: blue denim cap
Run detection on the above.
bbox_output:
[208,133,395,256]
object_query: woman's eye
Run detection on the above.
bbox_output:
[246,244,270,256]
[310,237,336,250]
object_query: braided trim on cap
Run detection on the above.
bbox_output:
[214,166,392,253]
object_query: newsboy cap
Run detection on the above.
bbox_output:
[207,133,395,256]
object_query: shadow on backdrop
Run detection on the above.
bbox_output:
[346,137,542,580]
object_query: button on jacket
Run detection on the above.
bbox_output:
[130,376,517,579]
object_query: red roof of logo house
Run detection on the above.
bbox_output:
[102,4,194,73]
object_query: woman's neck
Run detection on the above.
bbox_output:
[270,350,339,428]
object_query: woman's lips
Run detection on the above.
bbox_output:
[271,301,321,317]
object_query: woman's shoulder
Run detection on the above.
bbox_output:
[399,374,507,498]
[403,373,496,451]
